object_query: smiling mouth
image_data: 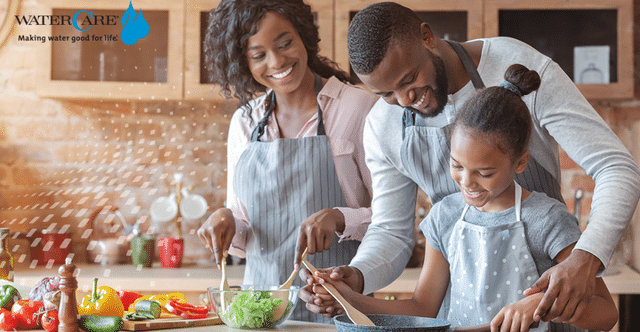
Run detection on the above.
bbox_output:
[270,66,294,79]
[463,190,483,199]
[411,90,427,109]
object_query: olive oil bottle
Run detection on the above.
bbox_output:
[0,228,14,281]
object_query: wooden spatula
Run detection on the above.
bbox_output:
[302,259,375,326]
[279,248,308,290]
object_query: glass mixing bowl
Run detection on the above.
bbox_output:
[208,285,299,329]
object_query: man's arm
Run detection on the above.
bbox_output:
[348,107,419,294]
[527,59,640,321]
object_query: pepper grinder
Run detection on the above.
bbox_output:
[58,258,79,332]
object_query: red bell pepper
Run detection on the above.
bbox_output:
[165,299,209,319]
[116,290,143,311]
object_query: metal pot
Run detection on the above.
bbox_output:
[334,314,450,332]
[334,315,493,332]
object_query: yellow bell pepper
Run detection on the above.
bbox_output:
[78,278,125,317]
[127,292,186,314]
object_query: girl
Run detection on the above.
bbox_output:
[308,64,617,331]
[196,0,377,323]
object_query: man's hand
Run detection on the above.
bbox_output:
[298,265,364,317]
[196,208,235,268]
[523,249,601,324]
[294,208,345,268]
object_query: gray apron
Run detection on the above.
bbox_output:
[233,75,359,323]
[447,182,547,330]
[401,41,580,330]
[447,183,586,332]
[399,40,564,205]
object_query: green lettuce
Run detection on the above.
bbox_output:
[220,289,291,328]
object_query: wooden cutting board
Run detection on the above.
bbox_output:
[122,314,223,331]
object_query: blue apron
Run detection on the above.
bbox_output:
[233,75,359,323]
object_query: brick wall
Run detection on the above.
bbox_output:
[1,0,640,271]
[0,0,235,266]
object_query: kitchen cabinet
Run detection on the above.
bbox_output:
[35,0,633,101]
[484,0,634,100]
[36,0,185,100]
[334,0,483,85]
[183,0,335,101]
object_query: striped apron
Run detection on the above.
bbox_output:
[399,40,563,205]
[233,75,359,323]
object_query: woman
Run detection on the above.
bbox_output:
[196,0,378,322]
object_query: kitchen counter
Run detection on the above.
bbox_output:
[14,263,640,332]
[148,321,336,331]
[27,321,336,332]
[13,262,640,297]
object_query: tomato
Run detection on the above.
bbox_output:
[11,299,44,329]
[0,308,18,331]
[41,310,59,332]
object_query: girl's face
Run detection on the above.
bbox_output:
[449,126,528,212]
[245,11,309,94]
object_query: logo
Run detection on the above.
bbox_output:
[14,1,149,45]
[121,1,149,45]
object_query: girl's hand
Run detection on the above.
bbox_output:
[196,208,235,268]
[298,268,344,317]
[491,293,543,332]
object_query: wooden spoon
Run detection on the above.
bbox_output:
[278,248,308,290]
[302,259,375,326]
[220,256,231,312]
[272,248,309,322]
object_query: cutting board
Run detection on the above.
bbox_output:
[122,314,223,331]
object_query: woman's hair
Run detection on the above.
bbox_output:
[453,64,541,161]
[348,2,423,75]
[204,0,349,111]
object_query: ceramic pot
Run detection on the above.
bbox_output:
[158,237,183,268]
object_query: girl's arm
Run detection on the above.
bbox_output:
[491,243,618,332]
[319,243,450,317]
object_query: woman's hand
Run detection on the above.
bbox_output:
[523,250,600,324]
[294,208,345,267]
[196,208,235,268]
[491,293,543,332]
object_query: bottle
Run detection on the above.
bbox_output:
[0,228,14,281]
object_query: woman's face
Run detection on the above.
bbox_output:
[245,11,309,94]
[449,126,528,212]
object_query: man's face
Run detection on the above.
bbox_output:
[358,39,449,117]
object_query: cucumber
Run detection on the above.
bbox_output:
[134,300,162,318]
[79,314,124,332]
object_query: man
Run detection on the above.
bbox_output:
[299,1,640,325]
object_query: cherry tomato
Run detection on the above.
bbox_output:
[11,299,44,329]
[0,308,18,331]
[41,310,59,332]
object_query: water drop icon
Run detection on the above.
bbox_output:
[120,1,149,45]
